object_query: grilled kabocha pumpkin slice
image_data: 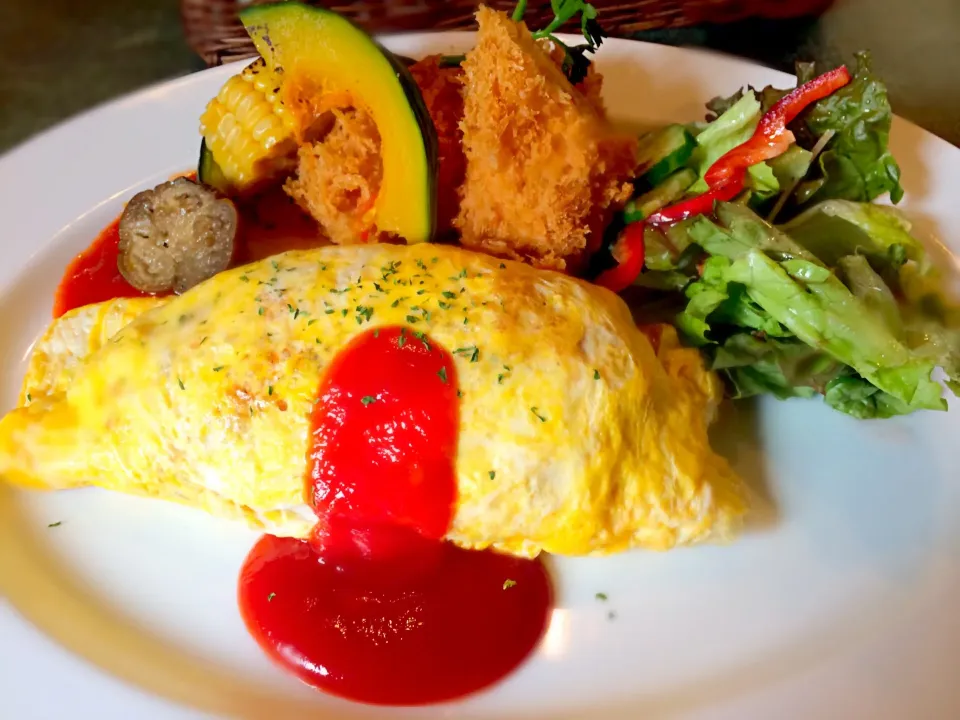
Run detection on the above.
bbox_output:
[198,2,439,243]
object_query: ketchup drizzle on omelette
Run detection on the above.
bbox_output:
[238,327,553,705]
[56,212,553,705]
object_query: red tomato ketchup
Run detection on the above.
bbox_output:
[52,217,154,318]
[238,327,553,705]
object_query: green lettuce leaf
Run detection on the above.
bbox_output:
[676,255,790,345]
[688,93,779,198]
[782,200,938,304]
[823,372,914,419]
[676,256,731,344]
[837,254,903,338]
[711,334,842,400]
[784,200,960,394]
[794,51,904,207]
[678,204,947,414]
[767,145,813,188]
[782,200,921,266]
[704,88,747,121]
[690,202,817,262]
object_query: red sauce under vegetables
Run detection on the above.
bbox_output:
[238,327,553,705]
[53,188,322,319]
[52,218,154,318]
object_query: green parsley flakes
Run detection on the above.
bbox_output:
[594,369,601,380]
[454,345,479,362]
[437,367,448,383]
[177,377,185,390]
[213,366,225,372]
[503,579,516,590]
[406,315,419,324]
[413,331,431,349]
[442,291,457,299]
[595,592,608,601]
[361,396,377,406]
[267,592,276,602]
[47,521,62,528]
[530,407,547,422]
[488,470,496,480]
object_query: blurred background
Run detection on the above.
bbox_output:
[1,0,958,153]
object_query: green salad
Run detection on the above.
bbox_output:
[613,54,959,419]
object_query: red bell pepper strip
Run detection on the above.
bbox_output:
[641,176,746,226]
[650,65,851,226]
[701,65,852,189]
[596,65,852,293]
[594,222,645,293]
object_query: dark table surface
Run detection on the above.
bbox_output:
[2,0,958,154]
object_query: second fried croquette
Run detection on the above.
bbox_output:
[455,7,637,272]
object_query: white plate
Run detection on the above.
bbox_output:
[2,32,960,720]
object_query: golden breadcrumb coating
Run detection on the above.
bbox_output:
[455,7,637,272]
[541,39,606,115]
[283,57,465,244]
[284,107,383,245]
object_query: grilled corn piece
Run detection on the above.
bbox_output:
[199,59,298,193]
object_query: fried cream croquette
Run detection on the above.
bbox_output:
[455,7,638,272]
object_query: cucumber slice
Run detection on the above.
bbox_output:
[633,124,697,195]
[623,168,697,224]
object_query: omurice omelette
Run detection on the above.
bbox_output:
[1,243,746,556]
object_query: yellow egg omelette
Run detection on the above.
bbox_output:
[0,243,747,556]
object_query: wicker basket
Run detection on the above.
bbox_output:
[181,0,832,66]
